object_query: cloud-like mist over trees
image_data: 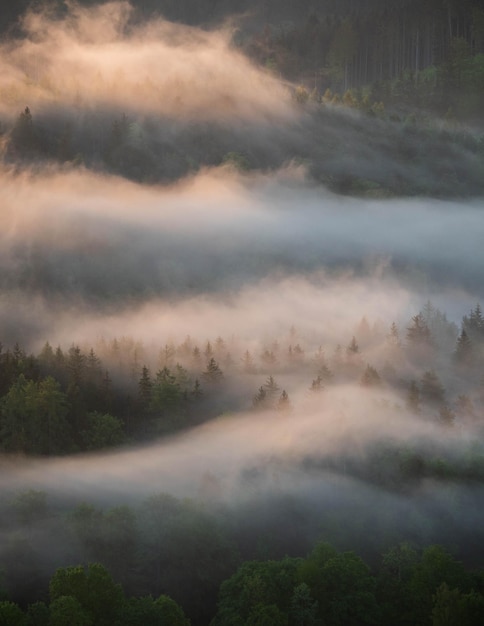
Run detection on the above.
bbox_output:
[1,2,484,625]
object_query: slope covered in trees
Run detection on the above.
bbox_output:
[2,1,484,119]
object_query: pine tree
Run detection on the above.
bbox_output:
[310,375,323,392]
[202,358,223,384]
[454,328,473,366]
[138,365,152,411]
[252,386,268,410]
[407,313,432,346]
[263,375,280,401]
[420,370,446,406]
[387,322,402,349]
[406,380,421,414]
[277,390,291,412]
[347,336,360,356]
[360,364,381,387]
[241,350,256,374]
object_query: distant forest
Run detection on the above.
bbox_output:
[1,301,483,460]
[2,0,484,117]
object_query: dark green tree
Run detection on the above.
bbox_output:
[202,358,224,384]
[49,563,125,626]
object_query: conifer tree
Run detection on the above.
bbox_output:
[406,380,421,414]
[277,389,291,412]
[202,358,223,384]
[454,328,473,367]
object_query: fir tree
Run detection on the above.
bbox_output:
[277,389,291,412]
[406,380,421,414]
[202,358,223,384]
[454,328,473,367]
[360,364,381,387]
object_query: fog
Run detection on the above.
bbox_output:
[0,1,292,123]
[1,5,484,606]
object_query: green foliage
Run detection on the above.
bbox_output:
[212,557,301,624]
[49,596,92,626]
[432,583,484,626]
[0,600,26,626]
[304,551,379,625]
[289,583,318,625]
[408,546,473,625]
[222,152,251,171]
[25,601,50,626]
[81,412,126,450]
[49,563,124,626]
[122,595,190,625]
[0,375,69,454]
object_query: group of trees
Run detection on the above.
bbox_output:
[212,541,484,626]
[2,491,484,626]
[0,339,231,455]
[245,0,484,117]
[0,300,483,456]
[2,3,484,198]
[0,562,190,626]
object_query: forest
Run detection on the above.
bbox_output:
[1,1,484,625]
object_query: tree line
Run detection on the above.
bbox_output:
[1,300,483,456]
[1,486,484,626]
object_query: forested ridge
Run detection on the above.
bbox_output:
[2,0,484,118]
[2,1,484,198]
[1,301,484,457]
[1,301,484,622]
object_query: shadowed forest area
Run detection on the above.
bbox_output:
[1,1,484,625]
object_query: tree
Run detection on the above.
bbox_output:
[153,595,190,625]
[49,563,125,626]
[290,583,318,626]
[377,543,419,626]
[309,376,323,392]
[406,313,433,360]
[0,375,70,454]
[0,601,26,626]
[463,303,484,341]
[246,603,288,625]
[346,336,360,356]
[122,595,190,626]
[81,412,126,450]
[253,386,268,410]
[137,366,152,413]
[25,601,50,626]
[420,370,446,407]
[406,380,421,414]
[242,350,256,374]
[49,596,92,626]
[301,548,378,626]
[151,367,184,427]
[9,107,39,156]
[408,545,472,626]
[318,363,334,384]
[264,376,280,399]
[211,557,301,625]
[67,346,86,388]
[277,390,291,412]
[454,328,473,367]
[432,583,484,626]
[360,364,381,387]
[202,358,224,384]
